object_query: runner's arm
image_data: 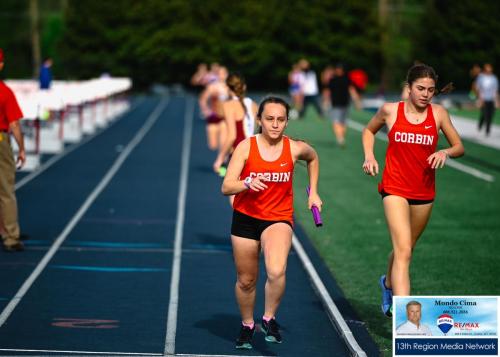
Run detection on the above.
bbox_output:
[427,106,464,169]
[294,140,322,211]
[362,103,390,176]
[349,85,362,110]
[221,139,268,195]
[199,85,214,118]
[214,103,236,172]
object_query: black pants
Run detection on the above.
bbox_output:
[299,95,322,118]
[478,101,496,135]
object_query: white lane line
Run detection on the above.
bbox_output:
[445,159,494,182]
[450,114,500,150]
[292,233,367,357]
[0,349,273,357]
[0,98,169,327]
[164,97,194,355]
[15,98,145,191]
[348,120,495,182]
[176,354,274,357]
[0,348,162,355]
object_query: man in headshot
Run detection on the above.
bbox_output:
[396,301,432,336]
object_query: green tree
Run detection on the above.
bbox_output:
[412,0,500,90]
[58,0,381,90]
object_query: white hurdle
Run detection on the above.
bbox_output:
[7,77,132,171]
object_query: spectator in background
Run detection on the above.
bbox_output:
[39,57,53,90]
[298,59,322,118]
[320,65,335,114]
[327,63,361,147]
[348,68,368,95]
[469,64,482,100]
[0,48,26,252]
[476,63,499,136]
[288,63,304,120]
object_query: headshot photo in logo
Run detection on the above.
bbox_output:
[396,300,432,336]
[437,313,454,335]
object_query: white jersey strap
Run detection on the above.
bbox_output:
[243,97,255,138]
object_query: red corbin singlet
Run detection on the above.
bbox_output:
[380,102,439,200]
[233,120,245,149]
[233,135,294,223]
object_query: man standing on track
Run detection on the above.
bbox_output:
[0,48,26,252]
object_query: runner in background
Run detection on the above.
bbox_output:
[190,63,209,93]
[213,72,257,182]
[198,66,229,151]
[288,63,304,120]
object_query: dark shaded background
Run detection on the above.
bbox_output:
[1,0,499,91]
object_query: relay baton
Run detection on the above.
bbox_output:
[306,186,323,227]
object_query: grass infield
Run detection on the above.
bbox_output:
[288,107,500,355]
[448,107,500,124]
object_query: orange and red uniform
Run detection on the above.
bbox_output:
[233,135,294,224]
[379,102,439,200]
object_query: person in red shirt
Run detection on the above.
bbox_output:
[362,64,464,316]
[0,48,26,252]
[221,96,322,349]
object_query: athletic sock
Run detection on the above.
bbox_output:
[262,315,274,323]
[242,321,255,329]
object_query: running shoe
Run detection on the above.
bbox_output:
[261,318,282,343]
[235,324,255,349]
[379,275,393,317]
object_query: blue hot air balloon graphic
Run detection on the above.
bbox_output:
[437,314,454,335]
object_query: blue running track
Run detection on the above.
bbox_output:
[0,94,378,356]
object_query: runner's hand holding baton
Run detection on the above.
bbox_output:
[306,186,322,227]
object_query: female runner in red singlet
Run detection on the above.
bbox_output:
[362,64,464,317]
[221,96,322,349]
[213,72,257,177]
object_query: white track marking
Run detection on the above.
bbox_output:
[0,349,273,357]
[292,233,367,357]
[164,97,194,355]
[0,98,169,327]
[0,348,162,355]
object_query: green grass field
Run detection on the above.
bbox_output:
[448,107,500,124]
[288,108,500,356]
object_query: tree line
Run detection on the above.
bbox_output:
[1,0,499,91]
